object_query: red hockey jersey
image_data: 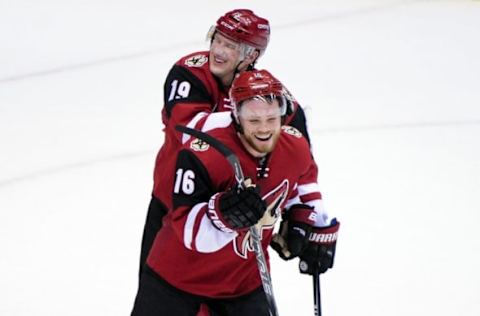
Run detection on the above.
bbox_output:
[152,51,307,210]
[153,51,231,208]
[147,118,326,298]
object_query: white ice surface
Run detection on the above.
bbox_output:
[1,0,480,315]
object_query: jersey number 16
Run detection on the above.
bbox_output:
[173,168,195,195]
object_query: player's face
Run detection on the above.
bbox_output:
[237,98,282,157]
[209,33,243,86]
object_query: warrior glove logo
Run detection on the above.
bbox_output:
[309,231,338,244]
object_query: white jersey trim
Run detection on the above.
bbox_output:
[184,202,238,252]
[184,202,207,249]
[195,214,237,253]
[297,182,320,196]
[182,112,208,144]
[201,111,233,132]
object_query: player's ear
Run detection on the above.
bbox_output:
[247,50,260,62]
[241,50,260,71]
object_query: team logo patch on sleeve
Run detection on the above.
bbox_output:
[190,138,210,151]
[282,126,302,138]
[185,54,208,67]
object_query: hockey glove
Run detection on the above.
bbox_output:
[299,218,340,275]
[208,182,266,231]
[271,204,316,260]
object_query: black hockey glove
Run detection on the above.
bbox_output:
[299,218,340,275]
[271,204,316,260]
[208,182,266,231]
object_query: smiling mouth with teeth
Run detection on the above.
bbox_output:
[255,135,272,141]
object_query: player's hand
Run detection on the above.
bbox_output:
[271,204,316,260]
[208,179,266,231]
[299,219,340,275]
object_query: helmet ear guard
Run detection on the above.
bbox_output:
[282,87,296,116]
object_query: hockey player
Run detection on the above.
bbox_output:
[138,9,311,280]
[131,70,340,315]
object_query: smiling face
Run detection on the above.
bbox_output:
[209,32,258,87]
[237,97,283,157]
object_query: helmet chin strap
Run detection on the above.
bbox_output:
[232,60,244,84]
[222,60,244,88]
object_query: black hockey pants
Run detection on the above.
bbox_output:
[132,266,270,316]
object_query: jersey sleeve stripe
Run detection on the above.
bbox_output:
[184,202,207,249]
[297,182,320,196]
[182,112,209,144]
[285,195,302,209]
[195,214,238,253]
[201,111,233,132]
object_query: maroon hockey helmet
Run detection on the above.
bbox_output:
[230,69,288,120]
[215,9,270,53]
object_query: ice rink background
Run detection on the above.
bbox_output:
[1,0,479,315]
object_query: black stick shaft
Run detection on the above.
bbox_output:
[313,270,322,316]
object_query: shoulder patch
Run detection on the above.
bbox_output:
[190,138,210,152]
[282,125,303,138]
[185,54,208,67]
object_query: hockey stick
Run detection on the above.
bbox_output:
[312,218,337,315]
[313,267,322,316]
[176,125,279,316]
